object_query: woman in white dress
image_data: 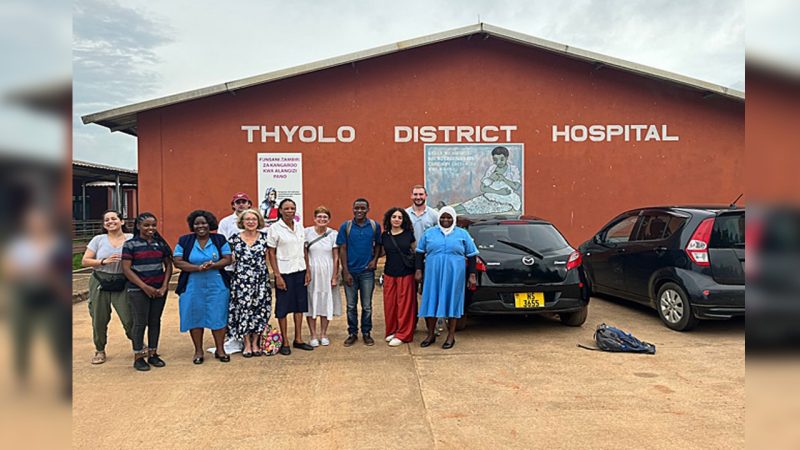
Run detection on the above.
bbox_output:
[304,206,342,347]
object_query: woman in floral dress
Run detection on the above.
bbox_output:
[228,209,272,357]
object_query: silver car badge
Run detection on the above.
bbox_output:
[522,256,535,266]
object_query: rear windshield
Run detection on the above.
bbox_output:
[470,223,570,253]
[710,213,745,249]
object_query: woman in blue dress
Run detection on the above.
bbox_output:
[415,206,479,349]
[173,210,233,364]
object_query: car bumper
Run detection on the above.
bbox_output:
[465,284,588,315]
[676,269,745,320]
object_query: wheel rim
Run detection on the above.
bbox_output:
[659,289,684,323]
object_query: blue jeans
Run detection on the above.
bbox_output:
[344,270,375,336]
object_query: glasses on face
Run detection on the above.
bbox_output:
[243,218,258,222]
[235,200,250,205]
[315,215,329,221]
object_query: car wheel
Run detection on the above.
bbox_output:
[455,315,468,331]
[656,282,699,331]
[559,305,588,327]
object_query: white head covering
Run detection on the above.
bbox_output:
[438,206,457,236]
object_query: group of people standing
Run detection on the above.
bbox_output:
[82,185,479,371]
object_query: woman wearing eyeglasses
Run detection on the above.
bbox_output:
[304,206,341,347]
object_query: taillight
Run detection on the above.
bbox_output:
[475,256,487,272]
[566,251,582,270]
[685,218,714,267]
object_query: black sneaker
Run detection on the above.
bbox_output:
[133,357,151,372]
[147,354,166,368]
[363,333,375,346]
[343,334,358,347]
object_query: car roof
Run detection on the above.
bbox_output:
[457,214,552,227]
[621,205,744,215]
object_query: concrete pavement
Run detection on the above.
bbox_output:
[72,288,744,449]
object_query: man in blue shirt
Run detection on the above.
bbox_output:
[405,185,439,242]
[337,198,382,346]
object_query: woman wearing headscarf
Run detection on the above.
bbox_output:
[81,209,134,364]
[173,210,233,364]
[415,206,479,349]
[260,187,279,225]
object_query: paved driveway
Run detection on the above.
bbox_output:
[72,288,744,449]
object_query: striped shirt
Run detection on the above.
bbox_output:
[122,236,170,288]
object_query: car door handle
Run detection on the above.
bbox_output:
[654,246,668,253]
[616,248,626,254]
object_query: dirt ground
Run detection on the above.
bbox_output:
[72,287,744,449]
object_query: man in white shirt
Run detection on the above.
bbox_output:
[216,191,253,354]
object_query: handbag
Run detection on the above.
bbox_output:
[388,232,415,270]
[92,270,127,292]
[260,323,283,356]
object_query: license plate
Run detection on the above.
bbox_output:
[514,292,545,308]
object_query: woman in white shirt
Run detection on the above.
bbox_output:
[267,198,313,356]
[304,206,341,347]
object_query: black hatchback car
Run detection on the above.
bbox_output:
[458,215,590,328]
[579,206,744,331]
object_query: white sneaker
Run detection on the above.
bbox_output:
[223,338,243,354]
[320,337,330,346]
[388,338,404,347]
[310,339,320,347]
[385,334,395,342]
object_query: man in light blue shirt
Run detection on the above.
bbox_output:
[405,185,439,242]
[405,185,440,332]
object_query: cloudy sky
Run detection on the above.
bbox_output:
[73,0,746,170]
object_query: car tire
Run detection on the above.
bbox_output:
[656,282,699,331]
[559,305,588,327]
[455,315,468,331]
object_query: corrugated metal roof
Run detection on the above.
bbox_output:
[82,23,745,136]
[73,159,137,174]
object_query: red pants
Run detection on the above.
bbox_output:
[383,274,417,342]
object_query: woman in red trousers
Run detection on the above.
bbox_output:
[380,207,418,346]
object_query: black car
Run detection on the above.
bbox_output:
[580,206,745,331]
[458,215,590,328]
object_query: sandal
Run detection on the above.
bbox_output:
[242,351,253,358]
[193,355,204,365]
[214,352,231,363]
[91,351,106,365]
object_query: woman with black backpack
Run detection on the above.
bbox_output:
[172,210,233,364]
[380,207,417,347]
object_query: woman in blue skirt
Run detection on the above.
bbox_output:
[415,206,479,349]
[173,210,233,364]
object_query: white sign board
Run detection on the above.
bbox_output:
[257,153,304,225]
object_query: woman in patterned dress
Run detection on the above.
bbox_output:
[227,209,272,357]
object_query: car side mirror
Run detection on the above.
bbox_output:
[593,235,602,244]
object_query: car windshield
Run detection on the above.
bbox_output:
[471,223,570,254]
[710,212,745,249]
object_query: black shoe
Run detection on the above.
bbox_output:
[214,352,230,363]
[363,334,375,346]
[242,351,253,358]
[192,355,204,365]
[293,341,314,351]
[420,337,436,348]
[279,345,291,356]
[442,339,455,350]
[343,334,358,347]
[133,357,151,371]
[147,354,166,367]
